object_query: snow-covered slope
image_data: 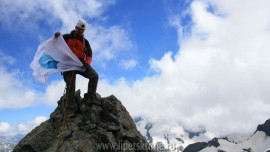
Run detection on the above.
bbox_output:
[0,135,24,152]
[135,117,270,152]
[134,117,211,151]
[198,131,270,152]
[183,119,270,152]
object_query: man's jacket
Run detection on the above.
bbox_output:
[63,30,92,65]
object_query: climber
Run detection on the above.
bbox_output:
[55,19,99,110]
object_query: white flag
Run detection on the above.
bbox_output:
[30,36,85,83]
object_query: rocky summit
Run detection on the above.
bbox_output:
[13,90,152,152]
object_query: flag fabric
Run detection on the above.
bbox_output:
[30,36,85,83]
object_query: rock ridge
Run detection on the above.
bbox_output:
[13,90,152,152]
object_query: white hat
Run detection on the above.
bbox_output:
[76,19,87,29]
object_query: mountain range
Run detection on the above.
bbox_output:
[183,119,270,152]
[1,92,270,151]
[0,135,24,152]
[1,119,270,152]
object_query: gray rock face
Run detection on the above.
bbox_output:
[183,138,220,152]
[257,119,270,136]
[13,90,152,152]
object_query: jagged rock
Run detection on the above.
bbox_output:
[13,90,152,152]
[243,148,252,152]
[182,142,207,152]
[208,138,220,147]
[183,138,220,152]
[257,119,270,136]
[145,123,153,144]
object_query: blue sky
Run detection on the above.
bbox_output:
[0,0,184,134]
[1,0,270,139]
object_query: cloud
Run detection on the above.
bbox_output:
[0,0,133,67]
[0,50,93,109]
[1,0,270,139]
[87,25,134,66]
[40,75,92,106]
[0,51,16,65]
[0,116,46,136]
[0,52,38,109]
[0,68,37,109]
[0,0,133,107]
[17,116,47,135]
[0,122,11,134]
[119,59,138,70]
[41,80,66,105]
[0,0,115,30]
[97,0,270,137]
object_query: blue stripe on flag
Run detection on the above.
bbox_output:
[38,53,59,69]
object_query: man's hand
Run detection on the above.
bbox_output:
[54,32,61,38]
[83,62,89,69]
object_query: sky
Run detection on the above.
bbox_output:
[0,0,270,140]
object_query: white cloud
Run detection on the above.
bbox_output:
[0,0,133,108]
[41,80,66,105]
[87,25,134,66]
[0,53,90,108]
[96,0,270,137]
[0,122,11,134]
[17,116,47,134]
[0,65,38,109]
[1,0,270,139]
[0,51,15,65]
[0,116,47,136]
[0,0,115,31]
[0,51,56,109]
[40,75,92,106]
[0,51,38,109]
[119,59,138,70]
[0,0,133,67]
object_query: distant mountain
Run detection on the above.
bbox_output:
[6,117,269,152]
[3,93,270,152]
[134,117,210,152]
[183,119,270,152]
[134,117,270,152]
[0,134,24,152]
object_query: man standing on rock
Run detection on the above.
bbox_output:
[55,19,99,112]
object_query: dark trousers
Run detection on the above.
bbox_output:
[63,65,99,110]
